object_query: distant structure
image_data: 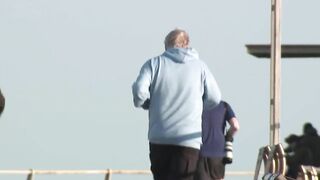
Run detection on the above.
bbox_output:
[246,44,320,58]
[246,44,320,146]
[245,0,320,146]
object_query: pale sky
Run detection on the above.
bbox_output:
[1,0,320,180]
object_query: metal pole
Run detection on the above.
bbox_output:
[270,0,281,145]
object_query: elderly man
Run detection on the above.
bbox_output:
[0,89,4,116]
[132,29,221,180]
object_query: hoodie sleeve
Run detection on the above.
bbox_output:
[202,63,221,110]
[132,60,152,108]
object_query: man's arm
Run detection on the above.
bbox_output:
[226,117,240,138]
[132,61,152,108]
[225,102,240,139]
[202,63,221,110]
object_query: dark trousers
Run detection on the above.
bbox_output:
[149,143,199,180]
[194,157,225,180]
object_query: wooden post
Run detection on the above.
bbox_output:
[253,147,265,180]
[270,0,281,145]
[27,169,34,180]
[105,169,112,180]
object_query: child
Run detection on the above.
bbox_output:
[195,101,240,180]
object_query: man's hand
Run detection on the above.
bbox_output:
[142,99,150,110]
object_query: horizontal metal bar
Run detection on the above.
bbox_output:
[246,44,320,58]
[0,169,256,176]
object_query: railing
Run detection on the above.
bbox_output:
[253,143,320,180]
[298,166,320,180]
[254,143,287,180]
[0,169,256,180]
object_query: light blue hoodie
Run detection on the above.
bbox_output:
[132,48,221,149]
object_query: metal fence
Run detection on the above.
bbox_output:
[0,169,255,180]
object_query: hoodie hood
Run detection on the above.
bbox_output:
[162,48,199,63]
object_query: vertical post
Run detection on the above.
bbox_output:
[105,169,112,180]
[253,147,265,180]
[270,0,281,145]
[27,169,34,180]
